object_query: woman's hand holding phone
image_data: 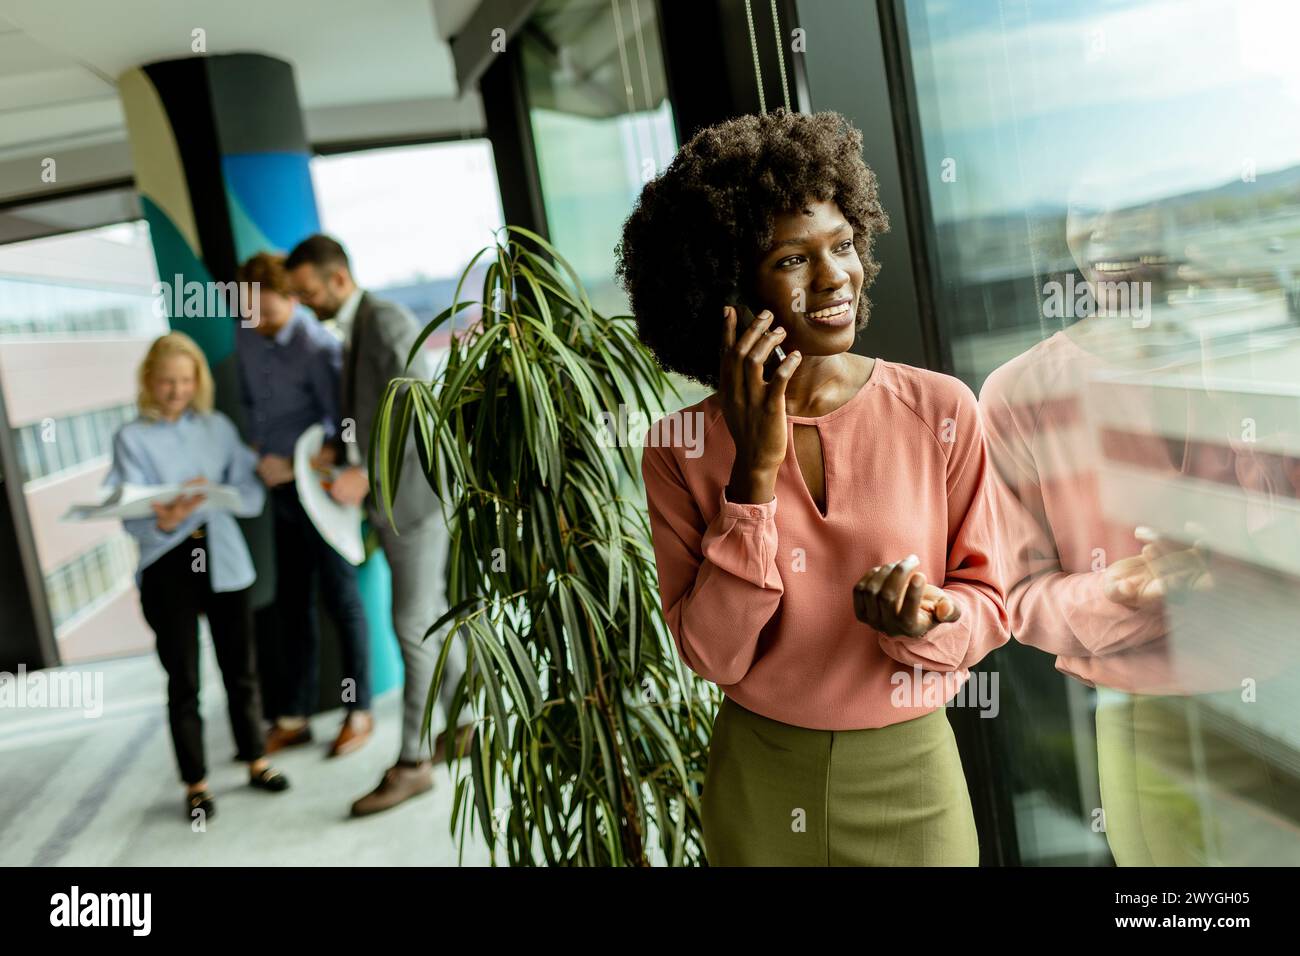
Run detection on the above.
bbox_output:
[719,305,802,505]
[735,303,787,367]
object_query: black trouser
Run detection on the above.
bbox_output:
[270,485,372,716]
[141,528,265,785]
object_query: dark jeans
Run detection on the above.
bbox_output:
[140,529,265,785]
[270,485,371,716]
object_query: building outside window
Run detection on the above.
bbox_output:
[0,221,165,662]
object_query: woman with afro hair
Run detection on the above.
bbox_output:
[617,109,1009,866]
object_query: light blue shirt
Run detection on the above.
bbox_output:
[104,409,265,592]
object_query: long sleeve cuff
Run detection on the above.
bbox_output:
[700,486,781,591]
[231,483,266,518]
[877,592,973,671]
[664,486,784,685]
[122,515,180,555]
[1064,571,1166,655]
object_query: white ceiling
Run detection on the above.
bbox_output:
[0,0,484,193]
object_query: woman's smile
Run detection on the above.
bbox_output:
[803,296,855,328]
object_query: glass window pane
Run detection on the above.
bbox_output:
[902,0,1300,866]
[520,0,678,318]
[0,221,163,657]
[311,140,503,350]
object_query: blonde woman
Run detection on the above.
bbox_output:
[105,331,289,820]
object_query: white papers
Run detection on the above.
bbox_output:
[294,424,365,566]
[63,482,243,522]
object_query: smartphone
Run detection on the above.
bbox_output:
[732,301,787,380]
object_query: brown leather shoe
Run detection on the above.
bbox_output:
[264,722,313,754]
[328,711,374,758]
[350,761,433,817]
[431,722,475,763]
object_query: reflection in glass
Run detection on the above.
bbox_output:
[904,0,1300,865]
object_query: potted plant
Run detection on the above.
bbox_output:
[371,226,718,866]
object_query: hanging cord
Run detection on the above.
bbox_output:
[611,0,636,114]
[612,0,673,175]
[628,0,655,114]
[744,0,766,114]
[770,0,791,112]
[745,0,792,114]
[626,0,669,171]
[611,0,651,173]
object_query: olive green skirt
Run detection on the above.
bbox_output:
[701,696,979,866]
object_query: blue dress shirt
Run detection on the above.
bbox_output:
[236,310,343,459]
[104,410,266,592]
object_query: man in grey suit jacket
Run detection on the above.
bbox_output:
[287,235,468,816]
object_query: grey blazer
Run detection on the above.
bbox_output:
[340,292,439,533]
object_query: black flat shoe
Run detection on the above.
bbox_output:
[249,766,290,792]
[187,789,216,821]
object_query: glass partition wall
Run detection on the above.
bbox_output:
[897,0,1300,866]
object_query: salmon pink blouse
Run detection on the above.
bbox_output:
[640,358,1010,730]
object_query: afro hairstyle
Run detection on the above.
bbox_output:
[615,109,889,389]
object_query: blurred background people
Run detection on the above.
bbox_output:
[104,331,289,820]
[286,235,470,817]
[235,252,373,759]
